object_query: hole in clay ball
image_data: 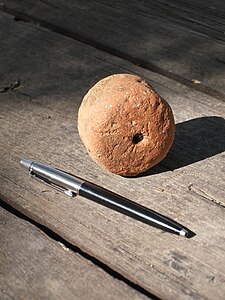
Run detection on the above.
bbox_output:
[132,133,143,144]
[137,79,142,83]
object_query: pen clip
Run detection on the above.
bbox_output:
[30,171,77,197]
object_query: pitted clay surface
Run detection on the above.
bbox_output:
[78,74,175,176]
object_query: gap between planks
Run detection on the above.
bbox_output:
[0,199,160,300]
[0,4,225,102]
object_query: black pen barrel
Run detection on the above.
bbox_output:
[79,182,183,235]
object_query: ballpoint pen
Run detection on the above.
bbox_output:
[20,159,188,237]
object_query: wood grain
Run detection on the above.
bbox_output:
[0,206,149,300]
[0,11,225,300]
[1,0,225,98]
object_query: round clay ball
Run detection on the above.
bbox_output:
[78,74,175,176]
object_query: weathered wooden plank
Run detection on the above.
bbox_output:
[0,12,225,300]
[0,205,149,300]
[1,0,225,98]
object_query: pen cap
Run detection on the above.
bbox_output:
[20,159,33,170]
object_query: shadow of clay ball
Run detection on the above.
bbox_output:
[78,74,175,176]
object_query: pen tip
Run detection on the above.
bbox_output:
[20,159,33,170]
[179,229,188,237]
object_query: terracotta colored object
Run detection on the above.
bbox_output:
[78,74,175,176]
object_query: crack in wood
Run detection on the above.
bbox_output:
[0,79,20,93]
[188,184,225,209]
[0,78,31,100]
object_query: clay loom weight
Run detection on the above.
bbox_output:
[78,74,175,176]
